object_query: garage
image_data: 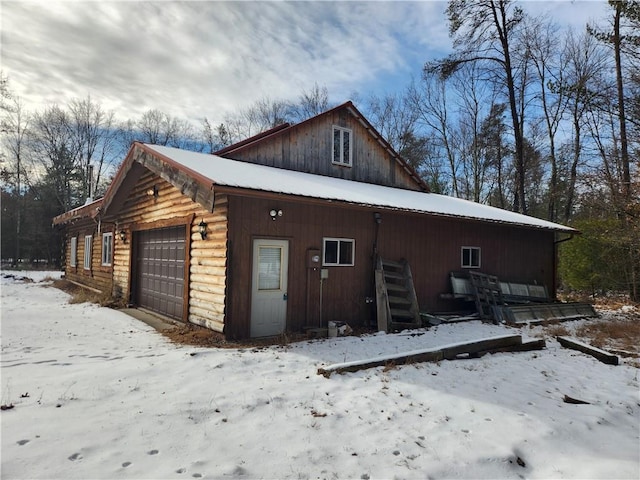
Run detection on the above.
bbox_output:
[135,226,186,320]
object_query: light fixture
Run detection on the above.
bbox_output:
[269,209,283,221]
[146,185,158,197]
[119,230,127,243]
[374,212,382,224]
[198,219,208,240]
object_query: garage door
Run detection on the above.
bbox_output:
[136,226,186,320]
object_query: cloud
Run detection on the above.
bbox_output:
[1,1,608,128]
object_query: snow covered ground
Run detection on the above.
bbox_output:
[1,272,638,480]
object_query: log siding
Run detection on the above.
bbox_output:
[110,170,228,333]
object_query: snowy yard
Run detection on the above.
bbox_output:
[1,272,638,480]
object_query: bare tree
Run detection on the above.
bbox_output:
[121,109,203,152]
[558,29,610,222]
[0,80,31,264]
[524,17,568,221]
[433,0,529,213]
[411,72,461,196]
[68,96,118,197]
[291,83,330,122]
[29,105,81,211]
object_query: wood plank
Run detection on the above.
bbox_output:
[556,336,620,365]
[375,268,388,332]
[318,334,524,377]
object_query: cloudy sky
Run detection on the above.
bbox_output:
[2,1,610,126]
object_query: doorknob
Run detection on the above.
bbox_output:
[283,293,288,300]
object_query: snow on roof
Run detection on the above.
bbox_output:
[145,144,576,233]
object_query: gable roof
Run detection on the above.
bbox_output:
[214,101,430,192]
[134,143,576,233]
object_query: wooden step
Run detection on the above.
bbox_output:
[381,260,403,269]
[386,283,408,293]
[388,295,411,305]
[390,308,415,319]
[384,271,405,280]
[375,257,422,333]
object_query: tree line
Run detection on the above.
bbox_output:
[1,0,638,300]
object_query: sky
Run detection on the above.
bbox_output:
[1,1,611,127]
[2,271,638,479]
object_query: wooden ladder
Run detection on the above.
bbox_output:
[375,257,422,332]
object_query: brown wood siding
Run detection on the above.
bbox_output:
[227,195,556,338]
[220,111,421,191]
[374,214,555,312]
[62,218,114,294]
[111,170,228,332]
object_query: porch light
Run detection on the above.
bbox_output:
[269,209,283,221]
[146,185,158,197]
[198,219,208,240]
[119,230,127,243]
[374,212,382,224]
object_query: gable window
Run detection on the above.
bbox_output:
[70,236,77,267]
[101,232,113,267]
[332,126,352,167]
[461,246,481,268]
[323,238,355,266]
[84,235,92,270]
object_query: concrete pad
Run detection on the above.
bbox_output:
[120,308,178,332]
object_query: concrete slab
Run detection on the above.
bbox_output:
[120,308,178,332]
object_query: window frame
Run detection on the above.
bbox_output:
[101,232,113,267]
[322,237,355,267]
[331,125,353,167]
[70,236,77,267]
[83,235,92,270]
[461,246,481,269]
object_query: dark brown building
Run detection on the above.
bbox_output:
[53,102,576,339]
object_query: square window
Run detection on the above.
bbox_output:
[323,238,355,266]
[102,232,113,267]
[70,237,77,267]
[332,126,352,167]
[461,246,481,268]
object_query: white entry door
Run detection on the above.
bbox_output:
[250,239,289,337]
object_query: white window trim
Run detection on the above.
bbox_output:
[84,235,92,270]
[101,232,113,267]
[70,236,77,267]
[322,237,355,267]
[332,125,352,167]
[461,246,481,269]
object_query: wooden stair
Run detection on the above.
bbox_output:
[375,257,422,332]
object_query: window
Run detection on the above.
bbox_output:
[70,237,77,267]
[332,126,352,166]
[84,235,92,270]
[461,246,481,268]
[101,232,113,267]
[257,246,283,291]
[323,238,355,266]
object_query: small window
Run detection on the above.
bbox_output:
[332,126,352,167]
[323,238,355,266]
[70,237,77,267]
[461,246,481,268]
[84,235,92,270]
[101,232,113,267]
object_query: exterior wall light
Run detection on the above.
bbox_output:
[374,212,382,224]
[198,219,208,240]
[119,230,127,243]
[146,185,159,197]
[269,209,283,221]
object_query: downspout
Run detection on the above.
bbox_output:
[553,232,576,300]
